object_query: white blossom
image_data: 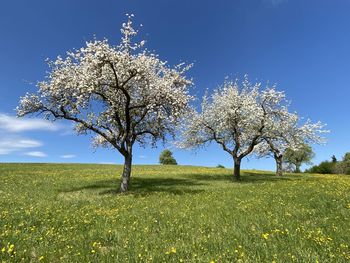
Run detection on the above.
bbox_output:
[253,93,327,175]
[179,76,286,179]
[17,15,193,192]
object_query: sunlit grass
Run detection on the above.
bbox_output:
[0,163,350,262]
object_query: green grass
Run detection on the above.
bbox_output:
[0,163,350,262]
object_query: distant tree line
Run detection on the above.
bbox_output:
[305,153,350,175]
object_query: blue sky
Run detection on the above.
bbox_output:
[1,0,349,170]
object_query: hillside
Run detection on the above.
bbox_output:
[0,163,349,262]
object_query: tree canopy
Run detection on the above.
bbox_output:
[17,15,192,192]
[159,149,177,165]
[283,144,315,173]
[179,76,291,179]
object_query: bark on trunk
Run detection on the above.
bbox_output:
[275,155,283,176]
[120,153,132,193]
[233,158,241,180]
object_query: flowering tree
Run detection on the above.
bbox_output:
[254,111,326,176]
[179,76,287,180]
[17,15,192,192]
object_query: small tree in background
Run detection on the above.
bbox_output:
[331,155,337,163]
[159,149,177,165]
[334,152,350,175]
[283,143,314,173]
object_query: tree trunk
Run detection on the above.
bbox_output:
[295,165,301,173]
[275,155,283,176]
[233,157,241,180]
[120,153,132,193]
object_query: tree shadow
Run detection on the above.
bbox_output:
[184,170,303,184]
[184,173,232,182]
[239,171,316,184]
[59,170,312,198]
[61,176,206,197]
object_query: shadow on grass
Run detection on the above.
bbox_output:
[185,171,304,184]
[61,177,206,196]
[60,171,310,197]
[239,172,298,183]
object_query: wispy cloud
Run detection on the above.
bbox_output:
[24,151,47,157]
[0,137,42,155]
[60,154,76,159]
[139,155,147,159]
[0,113,59,132]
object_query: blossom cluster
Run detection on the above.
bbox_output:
[17,15,192,156]
[179,75,326,170]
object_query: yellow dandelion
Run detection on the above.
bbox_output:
[8,244,15,253]
[262,233,270,240]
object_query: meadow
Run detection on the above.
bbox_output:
[0,163,350,262]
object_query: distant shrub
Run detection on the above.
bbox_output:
[159,149,177,165]
[216,164,225,168]
[308,153,350,175]
[306,161,335,174]
[333,158,350,175]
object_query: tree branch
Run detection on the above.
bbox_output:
[204,124,232,155]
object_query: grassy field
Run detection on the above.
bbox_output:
[0,163,350,262]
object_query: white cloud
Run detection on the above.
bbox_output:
[0,138,42,155]
[60,154,76,159]
[139,155,147,159]
[24,151,47,157]
[0,113,59,132]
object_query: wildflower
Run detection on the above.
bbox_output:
[39,256,44,261]
[8,244,15,254]
[165,247,177,255]
[262,233,270,240]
